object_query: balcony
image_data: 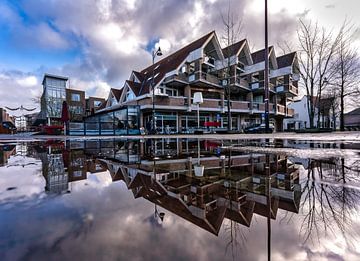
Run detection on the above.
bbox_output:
[286,107,294,117]
[252,102,266,111]
[276,104,286,115]
[250,81,275,93]
[275,83,298,96]
[138,96,187,110]
[163,73,188,87]
[228,76,250,92]
[188,71,221,88]
[231,101,250,111]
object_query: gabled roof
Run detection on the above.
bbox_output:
[251,46,274,64]
[132,71,145,82]
[110,88,123,102]
[134,31,215,96]
[221,39,246,58]
[346,108,360,115]
[125,80,146,97]
[276,52,296,68]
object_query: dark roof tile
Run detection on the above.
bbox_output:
[222,39,246,58]
[251,46,274,64]
[276,52,296,68]
[110,88,123,101]
[137,31,215,95]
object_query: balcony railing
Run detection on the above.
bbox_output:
[252,102,266,111]
[139,96,186,107]
[163,73,188,85]
[188,71,220,86]
[286,107,294,117]
[276,104,286,115]
[235,77,250,89]
[250,81,275,92]
[231,101,250,110]
[275,84,298,96]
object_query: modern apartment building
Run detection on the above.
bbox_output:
[66,88,86,122]
[39,73,105,125]
[40,74,68,125]
[96,31,299,133]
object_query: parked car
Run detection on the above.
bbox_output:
[244,123,274,134]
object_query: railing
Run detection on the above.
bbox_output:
[286,107,294,117]
[250,81,275,92]
[275,84,298,95]
[163,73,188,84]
[235,77,250,89]
[231,101,250,110]
[139,96,186,107]
[188,71,220,86]
[276,104,286,115]
[199,99,221,109]
[252,102,266,111]
[288,84,298,95]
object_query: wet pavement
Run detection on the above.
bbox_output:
[0,138,360,261]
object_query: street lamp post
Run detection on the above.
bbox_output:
[151,47,162,134]
[264,0,270,133]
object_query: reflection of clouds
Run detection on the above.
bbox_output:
[70,171,112,192]
[1,167,360,260]
[0,156,44,203]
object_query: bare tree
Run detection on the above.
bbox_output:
[220,1,242,131]
[297,19,342,128]
[332,22,360,131]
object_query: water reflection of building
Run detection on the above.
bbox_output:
[30,139,302,234]
[0,144,16,166]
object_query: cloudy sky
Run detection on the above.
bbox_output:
[0,0,359,113]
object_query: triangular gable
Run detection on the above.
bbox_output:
[269,47,278,70]
[202,31,224,60]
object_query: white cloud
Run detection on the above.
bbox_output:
[2,0,356,106]
[16,76,38,87]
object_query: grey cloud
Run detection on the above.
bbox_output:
[325,4,336,9]
[0,0,302,102]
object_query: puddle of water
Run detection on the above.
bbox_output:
[0,138,360,261]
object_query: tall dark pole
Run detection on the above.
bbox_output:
[152,52,156,134]
[266,153,271,261]
[264,0,270,133]
[151,47,162,134]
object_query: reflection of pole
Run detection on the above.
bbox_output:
[197,104,200,129]
[266,153,271,261]
[263,0,270,141]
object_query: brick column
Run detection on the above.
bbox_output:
[185,85,192,112]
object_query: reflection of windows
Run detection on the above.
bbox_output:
[70,106,83,114]
[71,93,81,102]
[94,100,102,107]
[72,170,83,177]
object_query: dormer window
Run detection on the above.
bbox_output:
[125,89,135,101]
[110,94,117,106]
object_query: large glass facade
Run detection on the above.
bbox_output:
[69,106,140,136]
[44,77,67,118]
